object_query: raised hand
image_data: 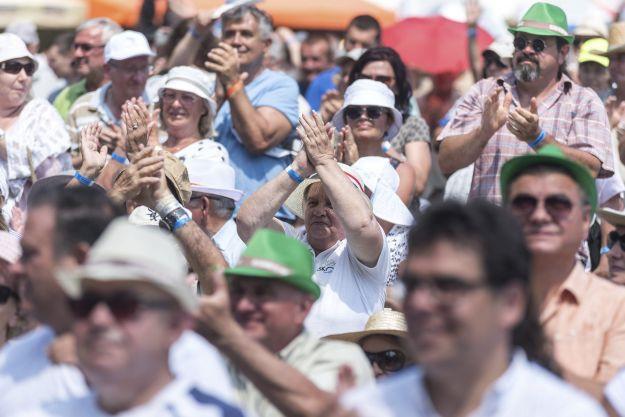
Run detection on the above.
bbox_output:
[335,126,359,165]
[320,90,343,123]
[121,98,150,160]
[197,267,238,341]
[99,123,124,153]
[297,112,335,167]
[78,123,107,179]
[109,145,163,204]
[507,97,542,144]
[481,87,512,139]
[205,43,241,88]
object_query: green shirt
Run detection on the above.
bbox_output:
[53,79,88,122]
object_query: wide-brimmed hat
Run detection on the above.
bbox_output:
[225,229,320,299]
[332,79,403,140]
[500,144,597,214]
[284,163,367,220]
[573,15,608,39]
[104,30,155,63]
[508,2,574,44]
[325,308,407,343]
[599,208,625,227]
[185,158,243,201]
[56,218,197,314]
[599,22,625,57]
[0,33,37,69]
[579,38,609,67]
[158,66,217,119]
[163,151,192,205]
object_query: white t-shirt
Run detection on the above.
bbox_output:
[0,328,233,415]
[213,218,246,267]
[341,350,607,417]
[14,378,245,417]
[283,224,389,337]
[606,367,625,416]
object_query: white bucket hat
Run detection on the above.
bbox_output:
[104,30,155,63]
[0,33,37,69]
[5,21,39,45]
[332,79,403,140]
[185,158,243,202]
[56,218,197,314]
[352,156,414,227]
[158,66,217,118]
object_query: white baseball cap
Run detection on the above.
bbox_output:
[483,39,514,60]
[158,66,217,118]
[185,158,243,202]
[0,33,37,69]
[333,79,403,140]
[104,30,155,63]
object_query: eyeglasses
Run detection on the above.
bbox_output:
[68,290,175,322]
[402,273,488,304]
[344,106,389,120]
[513,37,546,53]
[0,60,35,76]
[509,194,574,220]
[0,285,19,304]
[608,231,625,251]
[73,43,104,53]
[161,90,200,106]
[364,350,406,373]
[356,73,396,87]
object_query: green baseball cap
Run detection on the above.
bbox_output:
[500,144,597,214]
[225,229,320,299]
[508,2,574,44]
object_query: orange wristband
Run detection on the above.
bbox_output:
[226,80,244,99]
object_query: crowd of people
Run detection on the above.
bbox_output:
[1,1,625,415]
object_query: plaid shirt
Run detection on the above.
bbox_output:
[438,73,614,203]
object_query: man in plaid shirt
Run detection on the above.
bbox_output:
[438,2,614,204]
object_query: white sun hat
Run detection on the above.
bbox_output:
[0,33,37,69]
[185,158,243,202]
[104,30,155,63]
[158,66,217,118]
[332,79,403,140]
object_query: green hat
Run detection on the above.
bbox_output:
[508,2,574,44]
[500,144,597,214]
[225,229,320,299]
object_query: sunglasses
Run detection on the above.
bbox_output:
[344,106,388,121]
[68,290,175,322]
[0,60,35,76]
[402,273,488,304]
[509,194,573,220]
[0,285,19,305]
[364,350,406,373]
[513,37,546,53]
[608,231,625,251]
[356,73,395,87]
[73,43,104,52]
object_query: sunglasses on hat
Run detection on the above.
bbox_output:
[68,290,175,322]
[513,37,546,53]
[608,231,625,251]
[345,106,388,121]
[364,349,406,373]
[0,60,35,76]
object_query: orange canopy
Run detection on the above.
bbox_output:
[87,0,167,28]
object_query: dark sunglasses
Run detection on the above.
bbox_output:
[344,106,388,120]
[402,274,488,303]
[0,285,19,305]
[509,194,573,220]
[364,350,406,372]
[608,231,625,251]
[68,290,175,322]
[513,37,546,53]
[0,60,35,76]
[73,43,104,52]
[356,73,395,87]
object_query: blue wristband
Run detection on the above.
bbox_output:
[111,152,128,165]
[74,171,94,187]
[189,26,201,40]
[600,246,611,255]
[530,130,546,149]
[286,166,304,183]
[173,215,192,232]
[467,27,477,39]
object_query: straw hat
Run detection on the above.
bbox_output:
[599,22,625,57]
[599,207,625,227]
[325,308,407,343]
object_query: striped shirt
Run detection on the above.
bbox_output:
[438,73,614,203]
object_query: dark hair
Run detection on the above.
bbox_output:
[556,37,569,79]
[348,47,413,121]
[302,33,334,61]
[50,32,74,55]
[407,200,554,370]
[53,187,122,258]
[347,15,381,43]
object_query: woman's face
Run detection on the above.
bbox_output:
[360,334,408,378]
[160,88,207,135]
[0,260,18,347]
[0,58,34,109]
[359,60,397,93]
[344,105,392,143]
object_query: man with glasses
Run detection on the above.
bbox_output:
[438,2,613,204]
[341,200,606,416]
[597,207,625,285]
[67,30,154,165]
[53,18,122,121]
[500,144,625,397]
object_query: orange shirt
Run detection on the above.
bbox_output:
[540,263,625,384]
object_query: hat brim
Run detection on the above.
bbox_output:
[599,208,625,226]
[191,186,243,202]
[325,328,407,343]
[598,44,625,57]
[284,178,319,219]
[508,27,574,44]
[500,153,597,214]
[225,266,320,299]
[158,80,217,117]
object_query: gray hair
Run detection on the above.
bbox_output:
[208,196,235,220]
[221,6,273,40]
[76,18,122,45]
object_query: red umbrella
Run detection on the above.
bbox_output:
[382,16,494,74]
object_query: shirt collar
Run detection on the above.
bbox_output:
[279,330,308,360]
[88,82,150,125]
[557,262,589,304]
[496,72,573,110]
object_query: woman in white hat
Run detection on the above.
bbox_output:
[0,33,71,217]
